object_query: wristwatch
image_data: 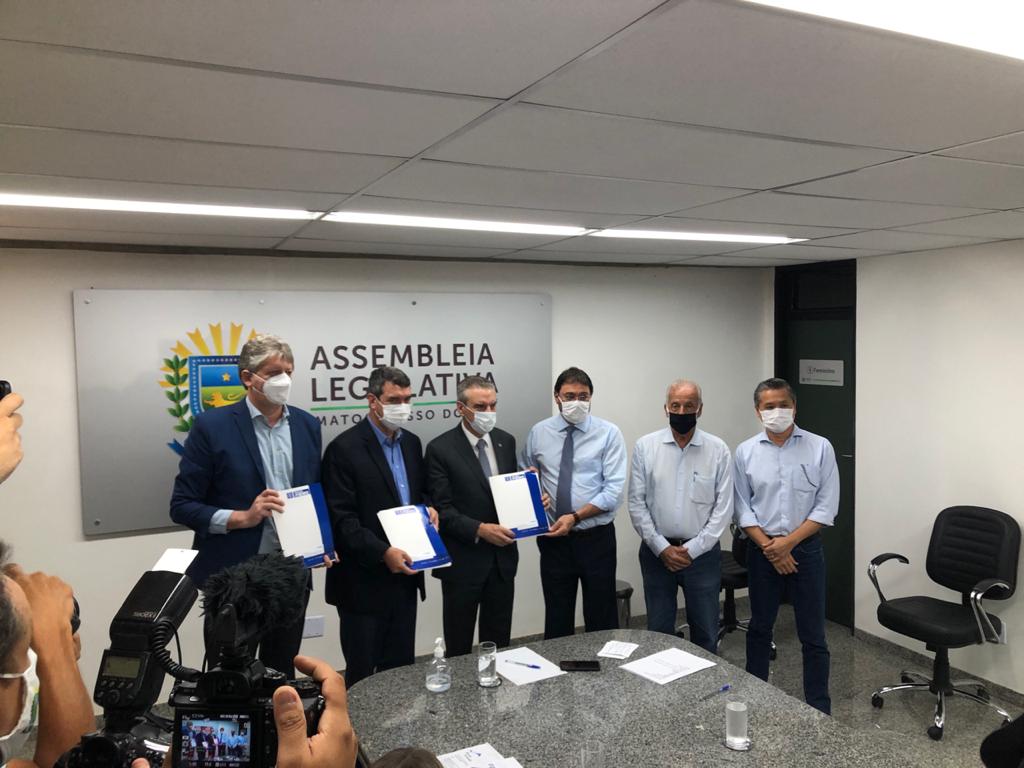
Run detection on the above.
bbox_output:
[572,512,581,525]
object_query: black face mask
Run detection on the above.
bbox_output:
[668,411,697,435]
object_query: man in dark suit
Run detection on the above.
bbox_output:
[321,366,437,686]
[170,334,324,677]
[426,376,520,657]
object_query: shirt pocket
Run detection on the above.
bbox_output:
[791,464,820,493]
[689,474,716,505]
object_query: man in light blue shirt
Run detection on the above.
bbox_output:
[733,377,839,714]
[629,380,732,653]
[521,366,626,638]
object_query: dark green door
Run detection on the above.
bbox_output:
[775,262,856,630]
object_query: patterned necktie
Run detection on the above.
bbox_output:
[476,438,493,477]
[555,425,576,518]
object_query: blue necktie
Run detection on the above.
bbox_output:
[476,438,493,477]
[555,425,576,519]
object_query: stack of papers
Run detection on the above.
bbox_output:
[597,640,639,659]
[494,647,565,686]
[438,743,523,768]
[489,471,549,538]
[619,647,717,685]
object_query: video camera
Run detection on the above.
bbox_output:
[58,554,323,768]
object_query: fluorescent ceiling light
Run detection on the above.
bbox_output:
[589,229,805,244]
[742,1,1024,61]
[0,193,319,219]
[325,211,591,237]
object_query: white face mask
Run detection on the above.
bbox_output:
[760,407,795,434]
[256,372,291,406]
[379,402,412,431]
[0,649,39,765]
[559,399,591,425]
[465,410,497,435]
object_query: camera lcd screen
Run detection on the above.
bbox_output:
[177,713,252,768]
[101,654,141,679]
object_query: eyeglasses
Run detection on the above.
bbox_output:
[557,393,591,402]
[667,403,700,414]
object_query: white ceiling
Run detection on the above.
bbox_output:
[1,0,1023,267]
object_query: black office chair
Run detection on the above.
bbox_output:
[868,505,1020,740]
[717,525,775,659]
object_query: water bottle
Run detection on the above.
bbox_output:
[425,637,451,693]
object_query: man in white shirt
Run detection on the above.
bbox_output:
[628,380,733,653]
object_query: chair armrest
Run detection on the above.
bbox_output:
[867,552,909,604]
[970,578,1010,644]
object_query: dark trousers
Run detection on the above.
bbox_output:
[202,584,309,678]
[441,566,515,657]
[338,586,417,687]
[537,522,618,639]
[746,534,831,714]
[639,542,721,653]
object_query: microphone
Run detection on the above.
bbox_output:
[201,553,307,667]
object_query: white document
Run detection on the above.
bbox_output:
[152,548,197,574]
[376,505,451,570]
[619,647,716,685]
[495,646,565,686]
[489,471,548,537]
[273,484,330,565]
[437,743,506,768]
[597,640,639,659]
[500,760,524,768]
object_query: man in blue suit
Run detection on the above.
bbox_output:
[170,334,323,676]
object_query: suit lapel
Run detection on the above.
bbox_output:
[493,432,516,475]
[454,426,493,492]
[232,400,265,484]
[288,413,308,486]
[361,419,401,505]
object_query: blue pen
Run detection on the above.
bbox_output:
[701,683,732,701]
[506,660,542,669]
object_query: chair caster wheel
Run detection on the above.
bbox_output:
[927,725,943,741]
[769,647,777,661]
[871,694,884,709]
[900,673,914,684]
[976,687,990,701]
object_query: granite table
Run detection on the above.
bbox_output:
[347,629,919,767]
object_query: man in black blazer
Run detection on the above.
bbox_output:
[321,366,437,686]
[426,376,521,657]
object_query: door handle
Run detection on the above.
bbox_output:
[840,454,853,459]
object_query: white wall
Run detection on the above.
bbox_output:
[857,241,1024,693]
[0,248,772,706]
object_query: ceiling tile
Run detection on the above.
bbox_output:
[678,191,989,229]
[939,133,1024,167]
[337,195,638,229]
[0,1,662,98]
[283,240,508,259]
[785,156,1024,209]
[429,104,905,188]
[659,216,855,239]
[292,220,564,249]
[533,236,738,256]
[676,255,812,267]
[0,125,403,193]
[0,174,341,211]
[0,41,496,155]
[0,208,305,237]
[527,0,1024,151]
[0,227,281,249]
[725,244,890,261]
[897,211,1024,238]
[495,250,677,265]
[810,230,993,252]
[371,160,751,215]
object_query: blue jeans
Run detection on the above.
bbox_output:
[639,542,721,653]
[746,534,831,714]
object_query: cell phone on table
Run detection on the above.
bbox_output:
[560,660,601,672]
[0,381,10,400]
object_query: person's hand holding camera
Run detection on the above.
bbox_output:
[274,655,357,768]
[0,390,24,485]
